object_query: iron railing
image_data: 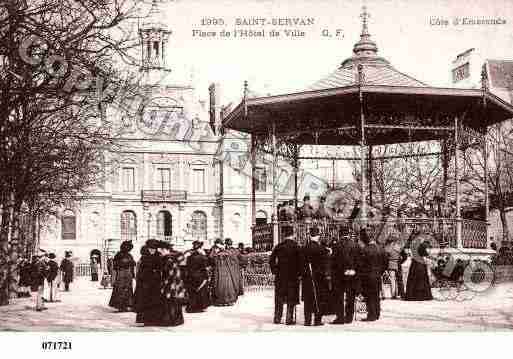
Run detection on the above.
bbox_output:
[75,263,92,277]
[252,217,487,251]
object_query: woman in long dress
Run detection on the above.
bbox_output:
[158,241,186,327]
[405,237,433,301]
[185,240,210,313]
[109,240,136,312]
[134,240,163,325]
[209,238,241,306]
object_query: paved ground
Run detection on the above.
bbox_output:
[1,278,513,332]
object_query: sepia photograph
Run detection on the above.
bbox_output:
[1,0,513,355]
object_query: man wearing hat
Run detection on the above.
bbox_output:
[331,228,361,324]
[278,201,288,221]
[314,195,329,220]
[45,253,60,303]
[269,225,302,325]
[358,229,388,322]
[300,226,331,326]
[185,240,210,313]
[298,195,313,222]
[60,251,74,292]
[286,200,297,221]
[348,200,361,223]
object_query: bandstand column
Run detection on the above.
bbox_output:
[441,139,449,210]
[251,134,256,227]
[358,64,367,221]
[481,65,490,246]
[454,117,462,249]
[293,149,299,212]
[271,122,279,246]
[483,131,490,245]
[368,145,373,208]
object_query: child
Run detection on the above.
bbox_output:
[30,252,49,311]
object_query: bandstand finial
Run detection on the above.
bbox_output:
[360,5,370,36]
[352,3,378,57]
[243,80,249,99]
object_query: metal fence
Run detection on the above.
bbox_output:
[75,263,91,277]
[242,253,273,292]
[252,217,487,251]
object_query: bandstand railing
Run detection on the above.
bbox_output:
[251,217,488,251]
[462,219,488,249]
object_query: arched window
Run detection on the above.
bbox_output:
[256,210,268,225]
[191,211,207,241]
[121,210,137,242]
[61,209,76,240]
[157,211,172,237]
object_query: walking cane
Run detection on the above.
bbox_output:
[308,263,320,314]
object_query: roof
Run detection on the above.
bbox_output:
[308,64,427,91]
[222,8,513,145]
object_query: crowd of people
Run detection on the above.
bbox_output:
[15,249,75,311]
[269,225,434,326]
[278,195,466,223]
[107,237,248,327]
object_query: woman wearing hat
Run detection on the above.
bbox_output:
[208,238,241,306]
[158,241,186,326]
[109,240,136,312]
[404,234,433,301]
[135,240,162,325]
[185,240,210,313]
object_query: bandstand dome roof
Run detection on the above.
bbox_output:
[223,7,513,146]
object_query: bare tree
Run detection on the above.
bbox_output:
[0,0,143,305]
[349,142,442,215]
[462,122,513,242]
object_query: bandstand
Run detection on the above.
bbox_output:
[222,8,513,257]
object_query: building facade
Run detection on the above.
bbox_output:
[37,2,302,261]
[451,48,513,245]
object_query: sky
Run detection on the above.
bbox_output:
[150,0,513,105]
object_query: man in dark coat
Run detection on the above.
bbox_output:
[331,228,361,324]
[269,225,302,325]
[301,226,331,326]
[348,200,360,223]
[313,196,329,220]
[60,251,74,291]
[358,229,388,322]
[298,195,313,222]
[185,240,211,313]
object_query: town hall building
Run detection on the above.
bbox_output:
[37,1,306,260]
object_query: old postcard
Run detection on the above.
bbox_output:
[1,0,513,357]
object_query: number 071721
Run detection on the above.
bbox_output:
[41,341,72,350]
